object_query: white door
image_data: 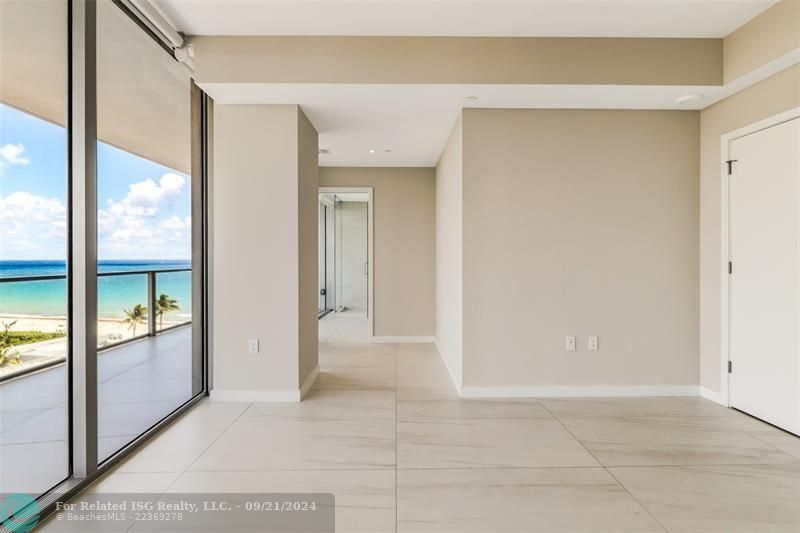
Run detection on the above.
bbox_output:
[729,117,800,435]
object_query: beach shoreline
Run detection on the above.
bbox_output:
[0,313,187,341]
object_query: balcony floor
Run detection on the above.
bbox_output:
[0,326,195,497]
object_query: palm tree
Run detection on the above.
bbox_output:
[155,293,180,329]
[122,304,148,336]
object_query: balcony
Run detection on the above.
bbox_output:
[0,269,194,496]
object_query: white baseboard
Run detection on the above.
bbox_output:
[433,338,462,395]
[370,336,436,343]
[300,365,320,399]
[211,365,320,403]
[210,388,301,402]
[459,384,701,399]
[700,386,726,406]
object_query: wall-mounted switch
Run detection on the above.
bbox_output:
[248,338,260,354]
[588,336,599,351]
[565,336,576,352]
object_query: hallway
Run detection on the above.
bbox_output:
[318,311,369,343]
[38,341,800,532]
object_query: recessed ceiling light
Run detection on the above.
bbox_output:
[368,149,376,154]
[384,149,392,153]
[675,94,703,106]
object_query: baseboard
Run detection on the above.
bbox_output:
[210,388,301,402]
[300,365,320,399]
[433,338,462,395]
[700,386,726,406]
[370,336,436,343]
[459,384,702,399]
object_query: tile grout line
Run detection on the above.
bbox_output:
[165,402,255,487]
[88,403,254,533]
[538,401,671,533]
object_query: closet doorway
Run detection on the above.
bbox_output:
[725,111,800,436]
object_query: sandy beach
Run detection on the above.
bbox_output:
[0,314,189,379]
[0,313,187,344]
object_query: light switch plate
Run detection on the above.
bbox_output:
[588,336,599,351]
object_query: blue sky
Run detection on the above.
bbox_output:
[0,103,191,260]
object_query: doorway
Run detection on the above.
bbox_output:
[318,187,374,342]
[726,113,800,435]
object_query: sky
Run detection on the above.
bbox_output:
[0,103,192,261]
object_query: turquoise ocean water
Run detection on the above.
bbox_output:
[0,260,192,320]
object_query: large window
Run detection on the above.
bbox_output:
[0,0,208,523]
[0,0,70,499]
[95,0,202,463]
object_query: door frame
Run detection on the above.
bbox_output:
[319,186,375,339]
[719,106,800,407]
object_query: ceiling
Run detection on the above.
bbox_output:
[172,0,784,167]
[154,0,775,38]
[200,62,798,166]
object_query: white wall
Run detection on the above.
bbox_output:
[213,104,318,399]
[435,117,463,384]
[338,201,368,314]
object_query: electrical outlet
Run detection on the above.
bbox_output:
[565,336,576,352]
[588,336,599,351]
[248,338,260,354]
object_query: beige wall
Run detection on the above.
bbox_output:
[435,118,463,383]
[213,104,318,397]
[319,167,436,337]
[458,109,700,388]
[723,0,800,83]
[699,65,800,393]
[298,109,320,389]
[193,36,722,86]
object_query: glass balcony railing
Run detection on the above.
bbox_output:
[0,267,191,382]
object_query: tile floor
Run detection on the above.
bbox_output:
[318,312,368,342]
[38,341,800,532]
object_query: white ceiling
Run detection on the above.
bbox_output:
[179,0,787,167]
[154,0,775,38]
[200,59,800,167]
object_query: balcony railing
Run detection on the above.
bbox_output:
[0,267,191,382]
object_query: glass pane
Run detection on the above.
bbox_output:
[96,1,197,463]
[98,271,148,346]
[155,270,192,332]
[0,0,69,498]
[335,197,344,311]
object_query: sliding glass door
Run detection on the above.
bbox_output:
[95,0,202,462]
[0,0,208,525]
[0,0,70,499]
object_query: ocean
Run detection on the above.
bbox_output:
[0,260,193,320]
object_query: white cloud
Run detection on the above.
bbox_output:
[97,173,190,259]
[1,171,190,260]
[0,143,31,174]
[104,172,186,218]
[0,192,67,258]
